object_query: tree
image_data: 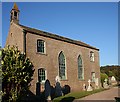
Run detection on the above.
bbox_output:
[1,46,35,101]
[100,65,120,81]
[108,71,114,77]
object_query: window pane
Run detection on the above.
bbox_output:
[78,55,83,80]
[37,40,45,53]
[38,68,46,82]
[91,72,95,82]
[90,52,94,62]
[59,52,66,80]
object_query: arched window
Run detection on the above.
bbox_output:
[58,52,66,80]
[38,68,46,83]
[78,55,84,80]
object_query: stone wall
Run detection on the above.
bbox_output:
[26,32,100,93]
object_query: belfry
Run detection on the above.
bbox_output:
[10,3,20,24]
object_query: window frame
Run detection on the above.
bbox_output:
[90,51,95,62]
[78,55,84,80]
[38,68,46,83]
[91,72,95,82]
[58,51,67,80]
[37,39,46,54]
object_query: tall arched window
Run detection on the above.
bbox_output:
[78,55,84,80]
[58,52,66,80]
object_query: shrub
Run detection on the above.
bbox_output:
[1,46,35,101]
[100,73,108,87]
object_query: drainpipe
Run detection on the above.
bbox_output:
[23,30,27,54]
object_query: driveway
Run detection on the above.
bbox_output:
[74,87,120,102]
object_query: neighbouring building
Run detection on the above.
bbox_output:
[6,3,101,94]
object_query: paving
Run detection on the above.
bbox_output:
[74,87,120,102]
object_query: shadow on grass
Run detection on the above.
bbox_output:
[18,90,46,102]
[60,97,75,102]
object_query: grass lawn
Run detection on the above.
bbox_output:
[53,88,108,102]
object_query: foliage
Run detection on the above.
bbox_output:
[1,46,35,102]
[100,65,120,81]
[53,88,106,102]
[100,73,108,87]
[108,71,114,77]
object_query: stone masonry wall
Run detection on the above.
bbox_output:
[26,32,100,94]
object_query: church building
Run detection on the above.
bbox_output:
[6,3,101,94]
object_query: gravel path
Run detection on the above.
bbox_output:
[74,87,119,102]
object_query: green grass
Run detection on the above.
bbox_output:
[53,88,108,102]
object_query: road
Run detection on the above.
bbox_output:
[74,87,120,102]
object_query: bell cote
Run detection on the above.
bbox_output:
[10,3,20,24]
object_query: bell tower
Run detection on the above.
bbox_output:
[10,3,20,24]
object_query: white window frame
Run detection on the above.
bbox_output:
[58,51,67,80]
[37,39,46,54]
[38,68,47,83]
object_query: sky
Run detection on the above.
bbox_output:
[2,2,118,66]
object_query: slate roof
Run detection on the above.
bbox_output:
[19,24,99,51]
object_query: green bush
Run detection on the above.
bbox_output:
[1,46,35,101]
[100,73,108,87]
[108,71,115,77]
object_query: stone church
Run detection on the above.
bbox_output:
[6,3,101,94]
